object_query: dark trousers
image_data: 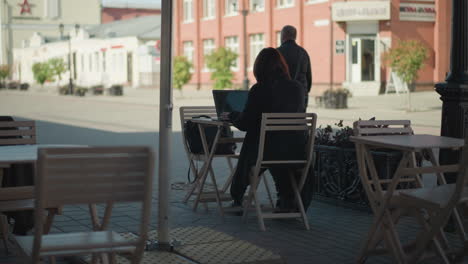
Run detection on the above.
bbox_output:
[230,165,314,211]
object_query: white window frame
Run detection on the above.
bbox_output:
[183,0,194,23]
[225,0,238,16]
[183,41,194,66]
[306,0,328,5]
[276,31,282,47]
[276,0,294,8]
[249,33,265,68]
[250,0,265,12]
[225,36,239,71]
[203,0,216,19]
[203,39,216,71]
[44,0,60,19]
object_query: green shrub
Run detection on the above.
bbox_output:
[48,58,67,87]
[205,47,238,90]
[0,65,9,86]
[32,62,54,87]
[173,56,192,91]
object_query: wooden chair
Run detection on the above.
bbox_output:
[180,106,239,210]
[353,120,466,263]
[0,118,38,252]
[14,146,154,264]
[242,113,317,231]
[397,139,468,263]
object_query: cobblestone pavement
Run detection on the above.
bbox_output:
[0,89,465,263]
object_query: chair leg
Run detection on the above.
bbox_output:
[43,208,57,234]
[222,157,236,193]
[242,185,254,223]
[209,167,225,219]
[0,214,9,254]
[108,252,117,264]
[252,185,266,231]
[290,174,309,230]
[262,174,275,209]
[183,158,201,203]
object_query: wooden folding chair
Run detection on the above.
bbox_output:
[180,106,239,209]
[13,146,154,264]
[353,120,466,263]
[242,113,317,231]
[0,118,39,252]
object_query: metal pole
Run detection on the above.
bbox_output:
[242,1,249,90]
[68,37,73,95]
[157,0,173,250]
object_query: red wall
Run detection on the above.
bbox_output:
[102,7,161,24]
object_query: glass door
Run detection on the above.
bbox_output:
[350,36,376,83]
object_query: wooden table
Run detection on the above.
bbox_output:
[0,144,111,231]
[350,134,465,262]
[186,118,243,217]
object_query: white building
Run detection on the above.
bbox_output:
[13,15,161,88]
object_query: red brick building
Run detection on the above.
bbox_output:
[102,3,160,24]
[174,0,450,96]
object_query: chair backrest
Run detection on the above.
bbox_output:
[255,113,317,189]
[0,117,36,146]
[33,146,154,258]
[353,120,413,137]
[179,106,217,154]
[353,119,421,196]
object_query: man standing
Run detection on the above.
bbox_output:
[277,25,312,107]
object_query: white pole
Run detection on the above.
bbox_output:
[158,0,173,250]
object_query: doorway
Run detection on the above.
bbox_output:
[350,36,376,83]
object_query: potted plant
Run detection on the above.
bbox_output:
[318,88,351,109]
[313,119,403,209]
[58,85,71,95]
[74,86,88,97]
[0,65,10,88]
[19,83,29,91]
[109,84,123,96]
[91,85,104,95]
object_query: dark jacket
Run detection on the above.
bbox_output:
[228,77,306,202]
[277,40,312,93]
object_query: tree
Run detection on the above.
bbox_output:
[173,55,193,93]
[32,62,54,87]
[385,40,428,111]
[0,65,10,87]
[205,47,238,90]
[48,58,67,87]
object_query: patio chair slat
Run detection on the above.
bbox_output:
[0,130,35,136]
[357,127,413,135]
[0,138,36,145]
[0,121,35,128]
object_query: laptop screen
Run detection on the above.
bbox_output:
[212,90,249,116]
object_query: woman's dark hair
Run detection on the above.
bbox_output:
[253,47,291,83]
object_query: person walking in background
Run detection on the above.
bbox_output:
[278,25,312,107]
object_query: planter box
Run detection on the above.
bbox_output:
[108,85,123,96]
[313,145,402,209]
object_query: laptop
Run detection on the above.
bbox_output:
[212,90,249,121]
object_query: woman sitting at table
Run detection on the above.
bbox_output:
[226,47,308,211]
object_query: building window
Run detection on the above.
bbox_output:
[203,39,216,70]
[203,0,215,19]
[80,54,85,73]
[183,41,194,64]
[45,0,60,19]
[183,0,194,22]
[276,0,294,8]
[250,0,265,12]
[306,0,328,4]
[225,0,238,16]
[249,33,264,67]
[276,31,282,47]
[94,52,99,72]
[88,53,92,72]
[225,36,239,70]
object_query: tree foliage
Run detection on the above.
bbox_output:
[32,62,54,87]
[48,58,67,85]
[385,40,428,85]
[173,56,193,90]
[0,65,10,84]
[205,47,238,90]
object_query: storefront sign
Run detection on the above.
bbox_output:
[335,40,345,54]
[400,3,436,22]
[332,1,390,22]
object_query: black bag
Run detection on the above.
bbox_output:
[184,116,236,155]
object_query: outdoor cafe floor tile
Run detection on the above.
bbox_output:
[1,190,467,263]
